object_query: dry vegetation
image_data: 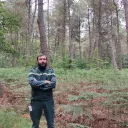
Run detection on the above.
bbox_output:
[0,68,128,128]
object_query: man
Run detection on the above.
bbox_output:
[28,54,56,128]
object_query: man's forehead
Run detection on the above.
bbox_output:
[38,55,47,59]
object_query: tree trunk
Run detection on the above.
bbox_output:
[37,0,50,67]
[113,0,122,70]
[106,0,118,71]
[109,36,118,71]
[122,0,128,53]
[67,0,73,69]
[62,0,66,59]
[92,0,95,52]
[47,0,50,49]
[27,0,37,55]
[78,11,81,59]
[97,0,102,58]
[88,8,93,69]
[26,0,32,57]
[0,82,3,98]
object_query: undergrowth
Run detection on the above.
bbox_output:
[0,67,128,127]
[0,110,31,128]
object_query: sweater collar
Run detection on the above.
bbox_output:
[38,64,47,72]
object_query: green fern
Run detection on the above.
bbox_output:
[69,123,89,128]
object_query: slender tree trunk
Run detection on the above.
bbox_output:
[92,0,96,54]
[97,0,102,58]
[122,0,128,53]
[61,0,66,59]
[113,0,122,70]
[78,11,81,59]
[26,0,32,57]
[31,0,37,39]
[47,0,50,49]
[88,8,93,69]
[67,0,73,69]
[109,34,118,71]
[73,44,76,59]
[37,0,50,67]
[27,0,37,55]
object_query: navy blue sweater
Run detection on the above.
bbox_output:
[28,67,56,101]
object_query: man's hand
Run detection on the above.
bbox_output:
[34,78,51,84]
[44,80,51,84]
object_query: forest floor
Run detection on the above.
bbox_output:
[0,68,128,128]
[0,80,128,128]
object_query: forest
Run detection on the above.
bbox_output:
[0,0,128,128]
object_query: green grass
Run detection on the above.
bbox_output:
[0,68,28,80]
[0,67,128,91]
[0,111,31,128]
[0,67,128,84]
[69,123,89,128]
[0,67,128,127]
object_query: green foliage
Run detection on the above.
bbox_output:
[0,1,21,54]
[0,53,36,68]
[68,93,93,102]
[102,91,128,108]
[0,3,21,32]
[51,55,88,69]
[73,57,88,69]
[62,105,93,120]
[0,42,17,54]
[51,55,72,69]
[51,51,110,69]
[69,123,89,128]
[0,111,31,128]
[121,54,128,68]
[19,55,36,68]
[89,50,111,69]
[0,67,28,80]
[0,68,128,127]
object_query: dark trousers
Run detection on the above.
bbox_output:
[30,99,54,128]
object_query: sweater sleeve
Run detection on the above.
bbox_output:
[28,69,46,88]
[42,69,56,90]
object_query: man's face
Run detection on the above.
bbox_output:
[38,55,47,67]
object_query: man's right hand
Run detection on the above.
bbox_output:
[44,80,51,84]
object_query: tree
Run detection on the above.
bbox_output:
[113,0,122,70]
[0,1,20,54]
[88,8,93,69]
[67,0,74,69]
[37,0,50,67]
[106,0,118,71]
[123,0,128,53]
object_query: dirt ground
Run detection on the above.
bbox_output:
[0,81,128,128]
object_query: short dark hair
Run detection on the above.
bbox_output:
[37,54,47,61]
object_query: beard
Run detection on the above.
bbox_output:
[38,62,47,70]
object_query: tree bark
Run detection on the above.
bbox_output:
[113,0,122,70]
[47,0,50,49]
[37,0,50,67]
[67,0,73,69]
[122,0,128,53]
[78,11,81,59]
[61,0,66,59]
[106,0,118,71]
[26,0,37,56]
[88,8,93,69]
[97,0,102,58]
[68,0,73,69]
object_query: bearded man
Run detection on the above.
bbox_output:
[28,54,56,128]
